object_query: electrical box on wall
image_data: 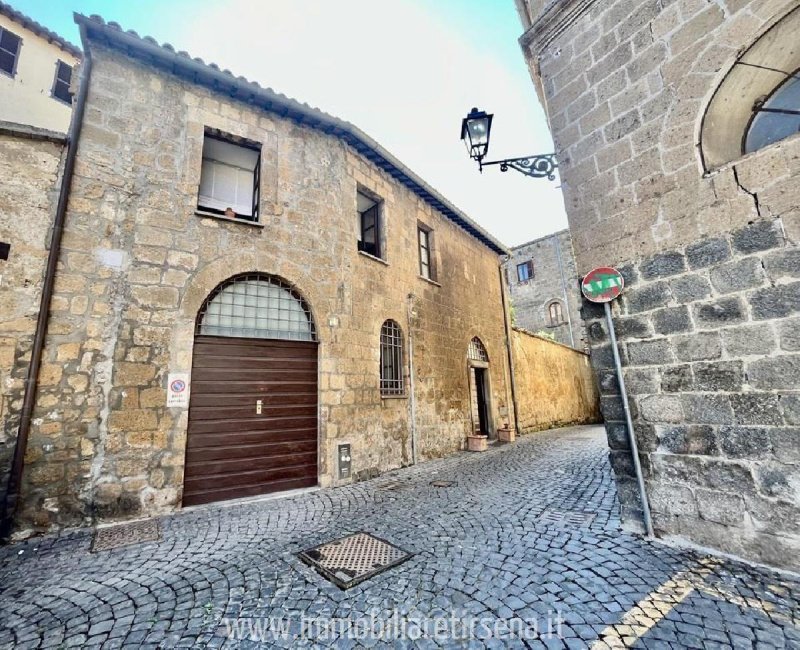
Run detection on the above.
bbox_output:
[338,444,352,479]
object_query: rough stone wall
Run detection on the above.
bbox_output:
[511,328,600,433]
[504,229,586,349]
[0,130,64,501]
[520,0,800,569]
[14,46,513,531]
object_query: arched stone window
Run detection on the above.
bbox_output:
[197,274,316,341]
[701,6,800,169]
[547,300,564,326]
[468,337,488,362]
[380,320,405,396]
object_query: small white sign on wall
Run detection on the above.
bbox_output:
[167,373,190,408]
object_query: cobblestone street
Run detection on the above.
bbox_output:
[1,425,798,648]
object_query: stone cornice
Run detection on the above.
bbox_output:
[519,0,599,54]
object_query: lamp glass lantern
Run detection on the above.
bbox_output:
[460,107,493,162]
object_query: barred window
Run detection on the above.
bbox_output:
[380,320,404,396]
[197,274,315,341]
[468,337,488,362]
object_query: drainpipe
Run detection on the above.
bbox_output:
[498,261,520,433]
[0,25,93,540]
[553,232,575,348]
[406,293,418,465]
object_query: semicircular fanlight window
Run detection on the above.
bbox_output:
[197,274,315,341]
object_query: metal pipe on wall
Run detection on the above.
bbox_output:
[498,262,521,433]
[406,293,418,465]
[0,25,94,540]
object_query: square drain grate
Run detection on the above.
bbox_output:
[538,509,596,529]
[298,532,412,589]
[91,519,161,552]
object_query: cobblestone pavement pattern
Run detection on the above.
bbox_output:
[1,426,798,648]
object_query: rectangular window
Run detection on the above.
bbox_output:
[51,60,73,105]
[517,260,534,282]
[197,132,261,222]
[357,190,382,259]
[0,27,21,77]
[418,225,435,280]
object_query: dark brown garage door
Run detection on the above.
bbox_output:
[183,336,318,506]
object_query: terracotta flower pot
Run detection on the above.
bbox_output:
[467,434,488,452]
[498,427,516,443]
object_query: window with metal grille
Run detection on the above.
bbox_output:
[196,274,315,341]
[418,225,434,280]
[548,301,564,326]
[198,131,261,222]
[468,337,488,362]
[51,60,73,105]
[0,27,21,77]
[380,320,405,396]
[517,260,533,282]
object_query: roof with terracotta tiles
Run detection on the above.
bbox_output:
[0,2,81,58]
[74,13,508,256]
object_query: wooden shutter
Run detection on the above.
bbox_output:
[251,152,261,222]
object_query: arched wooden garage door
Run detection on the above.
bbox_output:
[183,274,318,506]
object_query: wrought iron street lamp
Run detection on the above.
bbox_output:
[460,107,558,180]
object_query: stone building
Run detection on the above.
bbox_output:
[514,0,800,570]
[0,2,81,132]
[503,228,586,349]
[2,12,523,532]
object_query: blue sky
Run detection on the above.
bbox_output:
[14,0,567,246]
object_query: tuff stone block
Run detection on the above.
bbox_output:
[692,297,746,327]
[731,393,783,426]
[656,425,717,456]
[709,257,765,294]
[750,282,800,320]
[623,281,671,314]
[686,237,731,269]
[721,323,776,357]
[639,252,687,279]
[638,395,683,423]
[731,220,783,254]
[669,274,712,303]
[652,306,692,335]
[692,361,744,392]
[661,364,692,393]
[695,488,745,527]
[627,338,674,365]
[624,367,660,394]
[778,318,800,351]
[674,332,722,361]
[762,249,800,281]
[748,355,800,390]
[754,464,796,500]
[768,428,800,464]
[613,315,652,339]
[681,394,734,424]
[719,426,772,459]
[780,394,800,425]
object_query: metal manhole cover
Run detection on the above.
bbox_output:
[430,480,456,487]
[538,509,596,528]
[91,519,161,552]
[298,532,412,589]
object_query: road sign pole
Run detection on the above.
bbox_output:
[604,301,654,538]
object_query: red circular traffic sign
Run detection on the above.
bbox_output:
[581,267,624,303]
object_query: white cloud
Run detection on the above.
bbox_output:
[174,0,568,246]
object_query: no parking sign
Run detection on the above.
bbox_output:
[167,373,190,407]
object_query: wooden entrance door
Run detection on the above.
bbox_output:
[183,336,318,506]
